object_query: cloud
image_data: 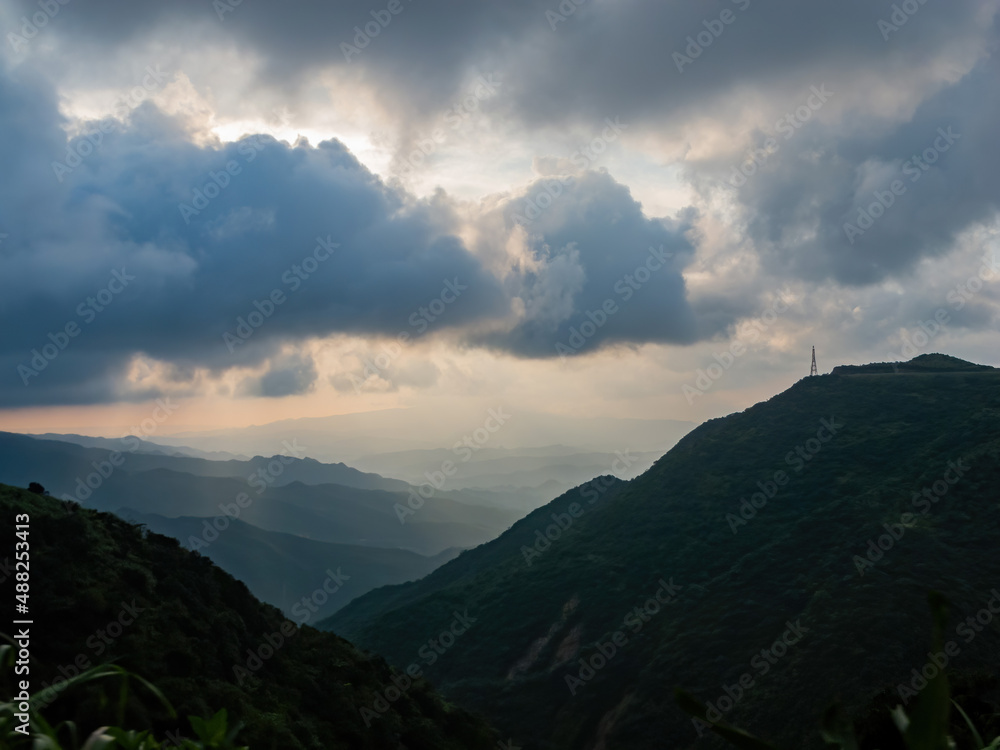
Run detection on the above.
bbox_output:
[0,65,727,406]
[716,52,1000,285]
[0,67,511,406]
[241,352,318,398]
[3,0,1000,412]
[471,171,704,357]
[10,0,993,132]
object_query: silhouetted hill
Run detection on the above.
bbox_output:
[830,352,997,375]
[325,357,1000,749]
[0,484,498,749]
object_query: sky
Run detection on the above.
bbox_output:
[0,0,998,438]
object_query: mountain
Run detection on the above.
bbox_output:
[351,445,660,499]
[119,510,461,620]
[0,431,409,493]
[323,355,1000,749]
[150,406,694,463]
[29,431,250,460]
[0,484,498,749]
[0,432,524,556]
[97,470,519,556]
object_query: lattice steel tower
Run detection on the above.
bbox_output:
[810,346,818,377]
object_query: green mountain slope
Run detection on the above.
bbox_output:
[323,355,1000,749]
[0,485,498,749]
[120,509,460,620]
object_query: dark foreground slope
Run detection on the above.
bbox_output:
[0,485,497,749]
[325,355,1000,749]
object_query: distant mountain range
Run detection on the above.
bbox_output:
[351,445,661,497]
[4,431,409,493]
[0,431,525,619]
[29,431,251,461]
[324,355,1000,749]
[147,406,694,463]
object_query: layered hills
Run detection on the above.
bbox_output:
[324,355,1000,748]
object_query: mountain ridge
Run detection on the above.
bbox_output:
[324,356,1000,749]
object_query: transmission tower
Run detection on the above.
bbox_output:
[810,346,818,377]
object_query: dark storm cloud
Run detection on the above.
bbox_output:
[8,0,995,285]
[719,53,1000,285]
[0,68,509,406]
[5,0,545,118]
[0,67,721,406]
[241,352,319,398]
[7,0,990,125]
[2,0,999,407]
[472,171,704,358]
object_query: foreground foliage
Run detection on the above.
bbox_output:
[678,593,1000,749]
[0,485,498,749]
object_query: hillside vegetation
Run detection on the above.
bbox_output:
[325,355,1000,749]
[0,485,498,749]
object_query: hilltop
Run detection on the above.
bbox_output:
[324,356,1000,749]
[830,352,997,375]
